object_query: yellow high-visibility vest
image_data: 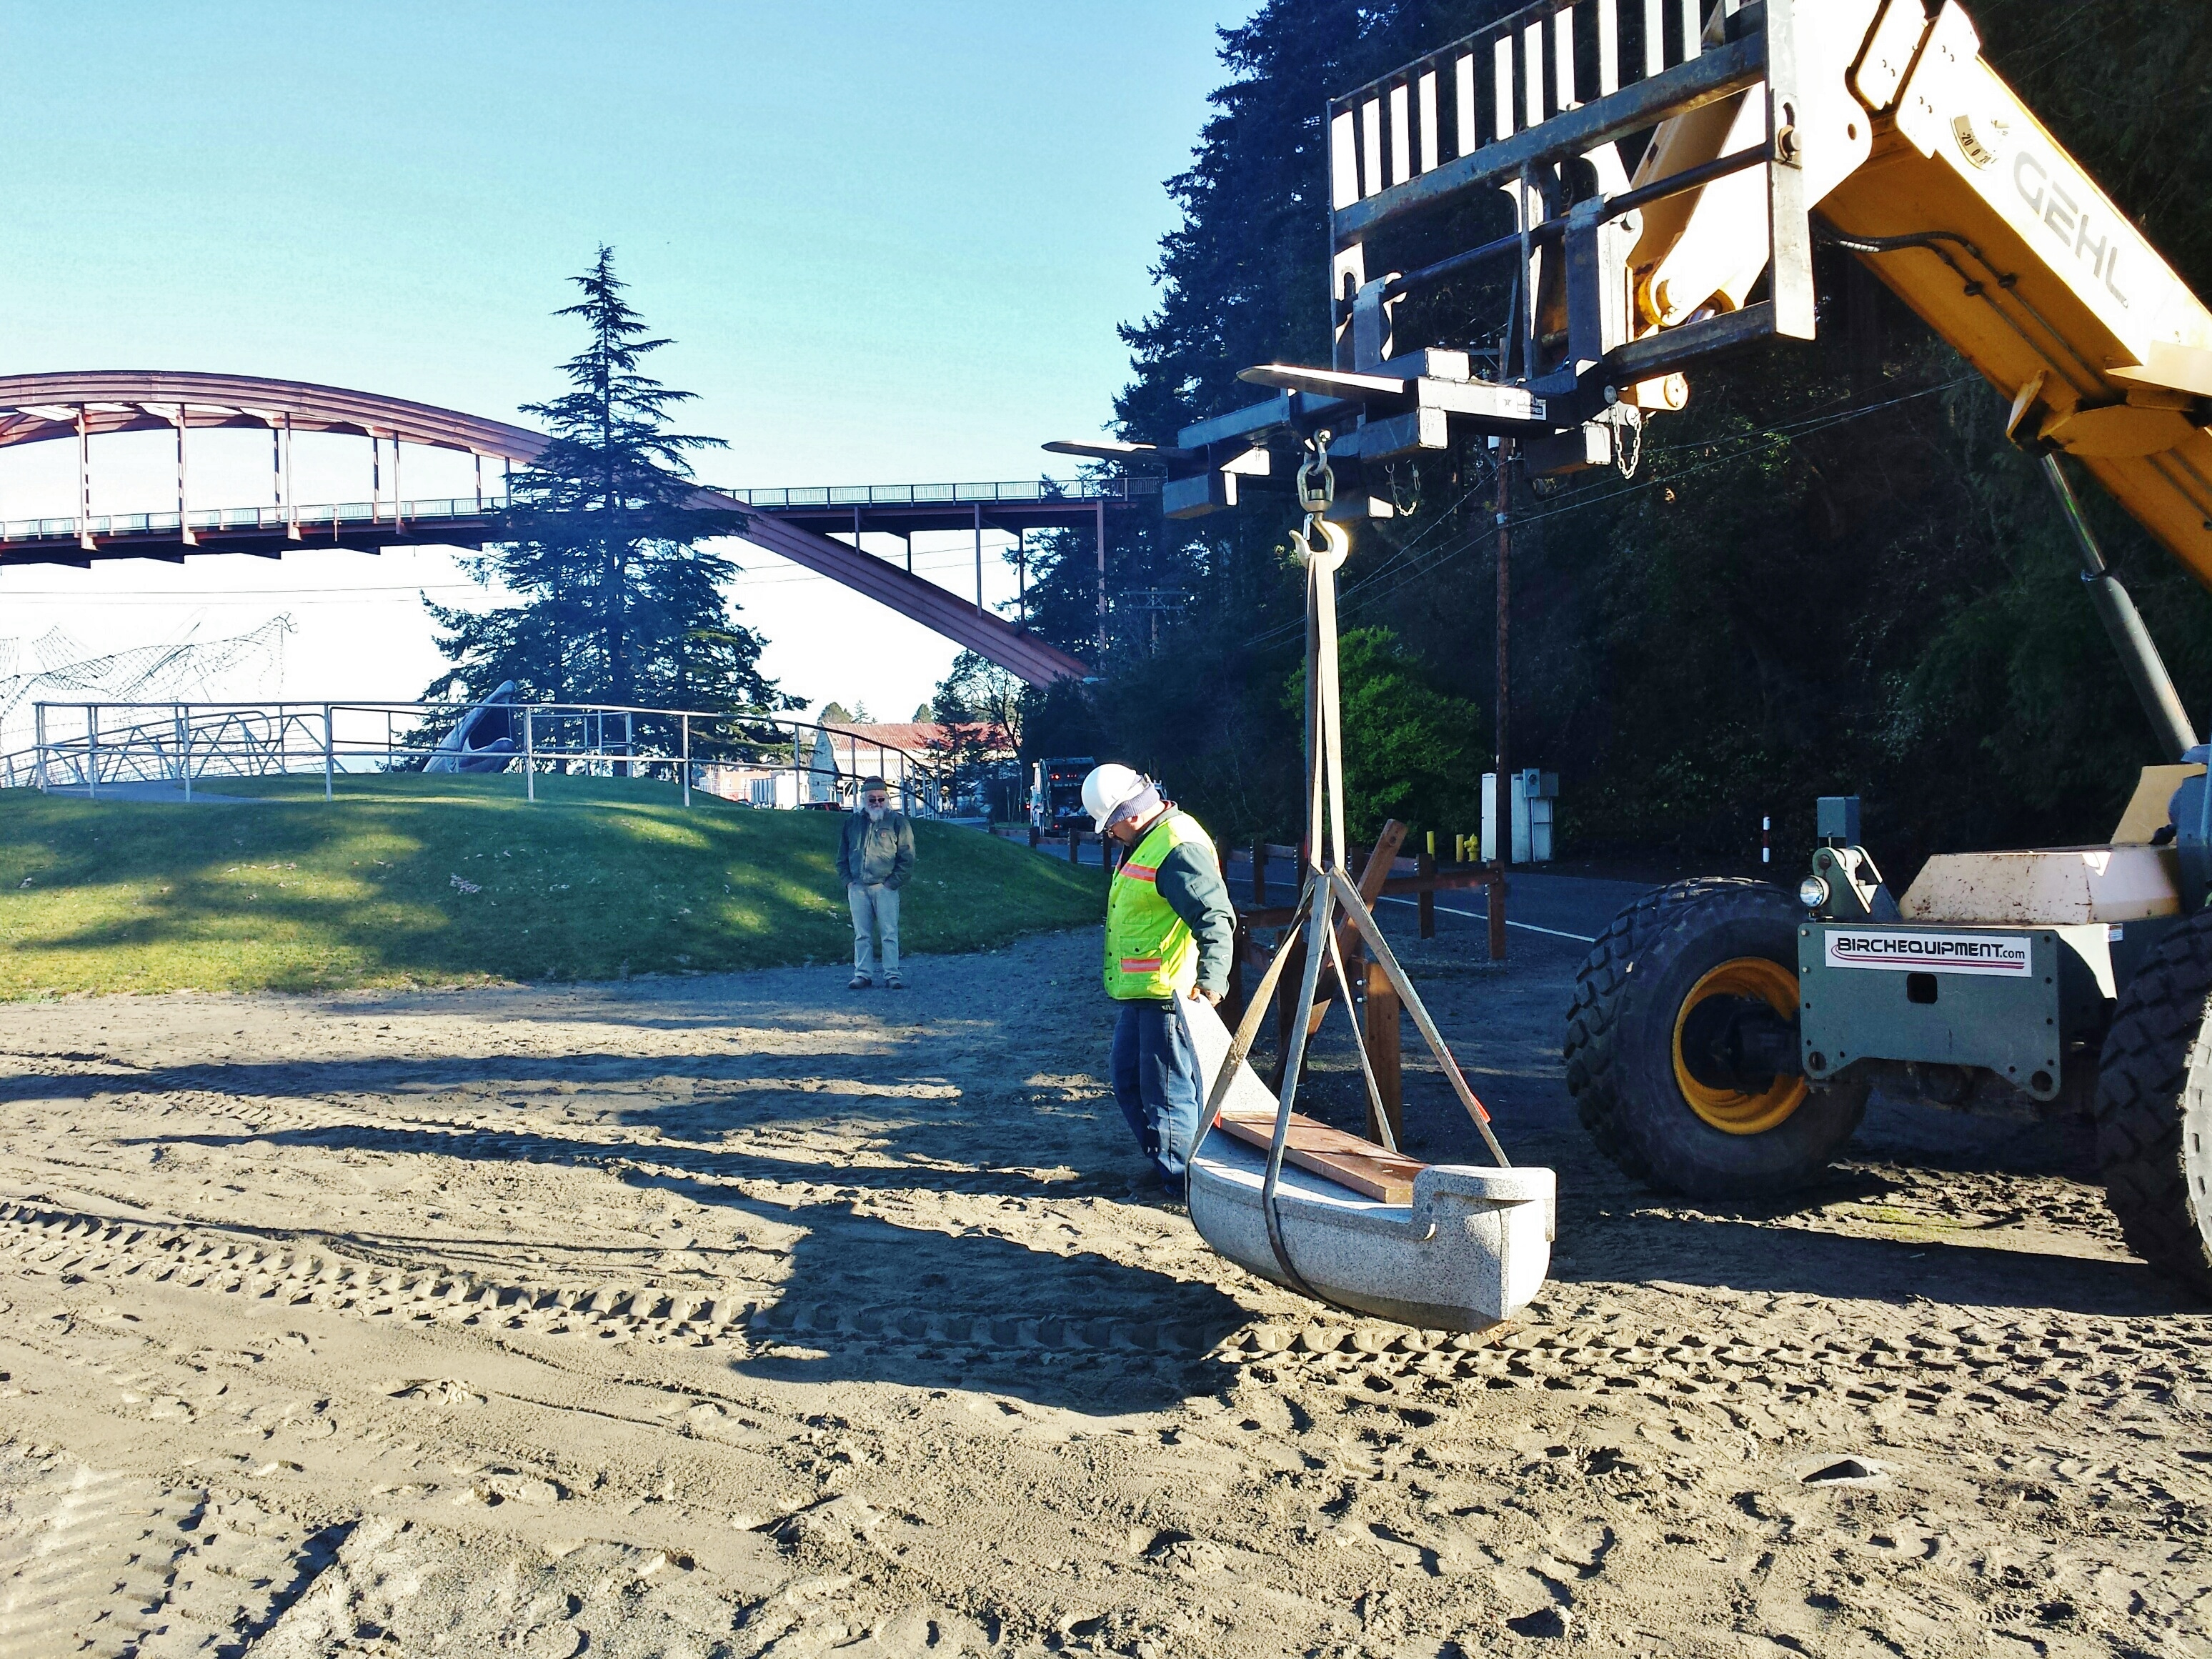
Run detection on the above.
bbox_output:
[1103,810,1216,1000]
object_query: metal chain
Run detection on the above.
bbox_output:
[1610,405,1645,479]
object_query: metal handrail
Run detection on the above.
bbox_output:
[5,697,995,816]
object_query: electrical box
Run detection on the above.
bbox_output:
[1485,769,1558,865]
[1516,769,1558,865]
[1818,795,1863,846]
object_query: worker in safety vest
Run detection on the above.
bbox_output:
[1084,763,1237,1187]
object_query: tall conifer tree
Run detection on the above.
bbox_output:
[426,249,789,732]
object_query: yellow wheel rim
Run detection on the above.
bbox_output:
[1671,956,1808,1135]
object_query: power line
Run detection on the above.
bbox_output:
[1240,375,1973,651]
[0,541,1025,603]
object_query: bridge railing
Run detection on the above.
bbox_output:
[4,699,989,817]
[719,476,1162,509]
[0,494,512,546]
[0,476,1160,545]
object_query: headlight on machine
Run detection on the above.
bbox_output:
[1798,875,1830,910]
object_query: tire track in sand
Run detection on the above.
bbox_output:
[9,1201,2212,1430]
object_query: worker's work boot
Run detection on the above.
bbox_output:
[848,973,872,991]
[885,973,906,991]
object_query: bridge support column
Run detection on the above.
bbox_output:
[272,417,299,540]
[171,407,196,547]
[1095,497,1107,657]
[75,407,93,552]
[974,503,985,614]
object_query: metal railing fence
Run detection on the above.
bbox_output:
[4,698,978,815]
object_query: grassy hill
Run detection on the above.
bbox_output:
[0,773,1105,997]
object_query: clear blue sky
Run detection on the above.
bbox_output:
[0,2,1256,719]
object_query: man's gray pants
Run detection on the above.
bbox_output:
[848,882,900,979]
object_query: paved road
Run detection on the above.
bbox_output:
[1219,852,1649,948]
[991,827,1650,950]
[1365,869,1650,947]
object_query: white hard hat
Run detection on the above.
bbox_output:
[1081,762,1148,833]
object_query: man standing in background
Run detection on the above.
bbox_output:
[840,775,915,990]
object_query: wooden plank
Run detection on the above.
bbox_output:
[1217,1110,1423,1204]
[1364,956,1403,1146]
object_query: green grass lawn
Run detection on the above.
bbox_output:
[0,772,1106,997]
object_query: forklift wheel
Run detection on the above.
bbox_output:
[2093,910,2212,1297]
[1564,880,1866,1198]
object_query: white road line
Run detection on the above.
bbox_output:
[1375,894,1596,944]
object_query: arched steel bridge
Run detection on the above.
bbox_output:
[0,372,1105,686]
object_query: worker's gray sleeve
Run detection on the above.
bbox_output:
[1156,844,1237,997]
[888,816,917,890]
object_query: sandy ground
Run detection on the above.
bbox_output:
[1,908,2208,1658]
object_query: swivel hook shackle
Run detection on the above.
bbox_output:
[1296,429,1335,519]
[1292,429,1347,570]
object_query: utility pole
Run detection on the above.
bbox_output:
[1095,497,1108,658]
[1494,437,1515,812]
[1489,437,1516,960]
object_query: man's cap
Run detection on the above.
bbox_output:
[860,775,888,794]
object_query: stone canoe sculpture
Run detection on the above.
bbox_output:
[424,680,520,774]
[1178,996,1555,1332]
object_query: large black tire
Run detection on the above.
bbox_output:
[1563,879,1867,1198]
[1564,879,1752,1170]
[2093,911,2212,1297]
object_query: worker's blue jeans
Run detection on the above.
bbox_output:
[1111,999,1202,1187]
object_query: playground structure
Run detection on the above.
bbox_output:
[0,615,292,765]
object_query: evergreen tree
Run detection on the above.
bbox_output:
[425,248,789,742]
